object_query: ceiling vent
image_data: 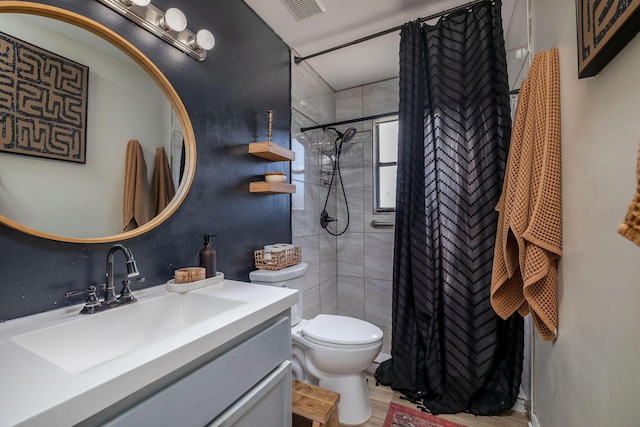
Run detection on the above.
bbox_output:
[280,0,327,21]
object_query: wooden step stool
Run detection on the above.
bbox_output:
[292,380,340,427]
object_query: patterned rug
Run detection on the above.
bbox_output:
[383,403,467,427]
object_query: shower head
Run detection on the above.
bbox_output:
[341,127,357,143]
[327,127,357,144]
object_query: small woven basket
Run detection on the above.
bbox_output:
[254,246,302,270]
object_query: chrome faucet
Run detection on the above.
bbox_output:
[104,243,140,305]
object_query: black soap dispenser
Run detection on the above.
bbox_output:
[199,234,217,278]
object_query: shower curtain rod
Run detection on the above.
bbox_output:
[300,111,398,133]
[293,0,491,65]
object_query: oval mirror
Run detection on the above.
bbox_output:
[0,2,196,243]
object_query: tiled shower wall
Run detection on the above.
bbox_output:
[291,56,338,320]
[291,55,397,351]
[334,80,398,353]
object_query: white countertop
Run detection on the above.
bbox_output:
[0,279,298,426]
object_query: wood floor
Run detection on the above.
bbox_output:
[346,374,529,427]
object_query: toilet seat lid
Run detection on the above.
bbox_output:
[302,314,383,345]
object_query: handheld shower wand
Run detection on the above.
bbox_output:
[320,127,357,236]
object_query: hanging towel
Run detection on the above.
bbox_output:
[151,147,176,216]
[123,140,151,231]
[490,48,562,341]
[617,144,640,246]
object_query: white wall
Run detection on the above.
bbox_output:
[531,1,640,426]
[0,15,172,238]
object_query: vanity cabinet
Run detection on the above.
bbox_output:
[0,280,298,426]
[85,315,292,427]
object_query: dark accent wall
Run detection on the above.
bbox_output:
[0,0,291,321]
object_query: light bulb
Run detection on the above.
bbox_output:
[193,29,215,51]
[119,0,150,6]
[160,7,187,32]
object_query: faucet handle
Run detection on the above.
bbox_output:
[73,285,101,314]
[119,277,144,303]
[65,289,88,298]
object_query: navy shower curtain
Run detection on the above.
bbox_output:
[390,0,524,415]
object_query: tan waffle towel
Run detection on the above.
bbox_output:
[617,144,640,245]
[490,48,562,341]
[151,147,176,216]
[123,140,151,231]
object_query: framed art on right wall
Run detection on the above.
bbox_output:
[577,0,640,78]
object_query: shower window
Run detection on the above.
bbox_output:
[374,116,398,212]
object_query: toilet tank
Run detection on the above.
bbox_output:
[249,262,308,325]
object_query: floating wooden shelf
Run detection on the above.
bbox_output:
[250,182,296,194]
[249,142,295,162]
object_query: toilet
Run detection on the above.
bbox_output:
[249,262,383,425]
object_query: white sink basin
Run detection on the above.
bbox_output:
[12,292,244,373]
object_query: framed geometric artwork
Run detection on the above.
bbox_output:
[576,0,640,78]
[0,31,89,163]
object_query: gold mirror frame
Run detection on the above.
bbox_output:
[0,1,196,244]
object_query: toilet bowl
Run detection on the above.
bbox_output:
[249,262,383,425]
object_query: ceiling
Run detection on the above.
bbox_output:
[243,0,526,92]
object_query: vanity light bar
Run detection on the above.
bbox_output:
[95,0,214,61]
